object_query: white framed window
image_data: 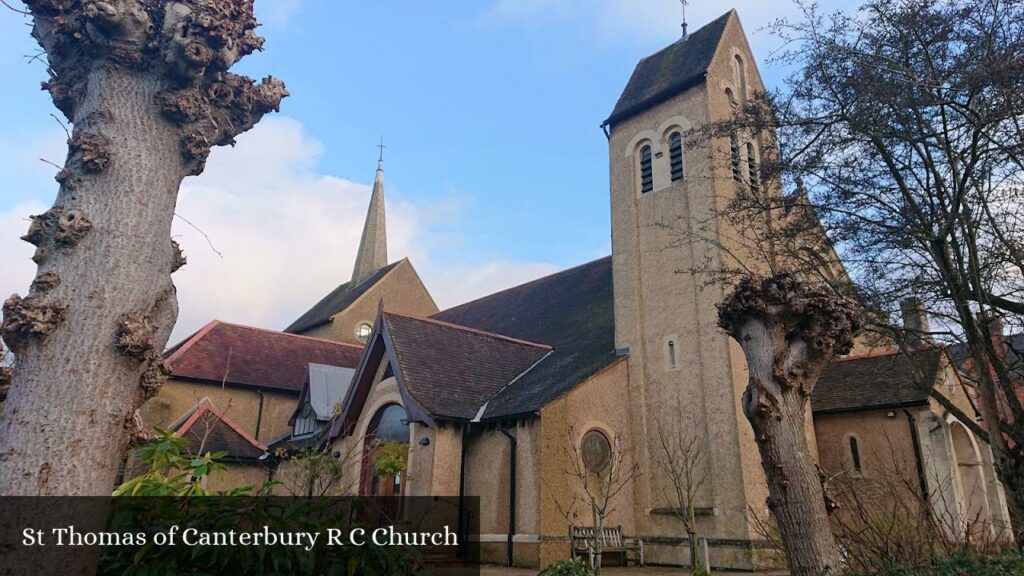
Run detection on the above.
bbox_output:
[355,322,373,344]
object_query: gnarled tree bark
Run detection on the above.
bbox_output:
[0,0,286,496]
[718,273,861,576]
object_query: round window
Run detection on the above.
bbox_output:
[355,322,373,343]
[581,429,612,474]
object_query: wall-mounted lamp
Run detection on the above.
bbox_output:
[418,437,430,446]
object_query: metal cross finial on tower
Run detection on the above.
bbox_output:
[377,135,386,162]
[680,0,689,39]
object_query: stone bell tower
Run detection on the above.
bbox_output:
[605,9,781,569]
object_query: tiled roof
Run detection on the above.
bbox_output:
[284,260,403,334]
[164,321,363,393]
[604,10,732,127]
[383,312,552,421]
[812,348,945,414]
[432,256,618,419]
[171,399,267,461]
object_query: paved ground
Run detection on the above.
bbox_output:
[478,566,789,576]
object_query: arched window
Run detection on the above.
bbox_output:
[734,54,748,101]
[847,435,863,475]
[667,340,677,369]
[669,132,684,182]
[730,134,742,181]
[746,142,760,192]
[725,87,737,107]
[369,404,409,443]
[639,145,653,193]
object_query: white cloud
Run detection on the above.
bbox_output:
[426,259,562,311]
[0,201,47,301]
[0,116,564,346]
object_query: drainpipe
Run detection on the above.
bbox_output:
[254,389,265,440]
[458,424,468,560]
[498,427,517,568]
[904,409,930,502]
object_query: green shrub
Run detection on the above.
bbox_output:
[849,550,1024,576]
[539,558,592,576]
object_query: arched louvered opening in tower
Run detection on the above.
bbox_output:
[669,132,685,182]
[639,145,653,193]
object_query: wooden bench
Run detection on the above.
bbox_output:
[569,525,644,567]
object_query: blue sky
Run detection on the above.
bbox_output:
[0,0,847,341]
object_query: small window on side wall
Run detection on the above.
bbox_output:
[847,434,864,476]
[669,132,684,182]
[639,145,653,193]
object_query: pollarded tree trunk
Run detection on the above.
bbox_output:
[718,273,862,576]
[0,0,286,496]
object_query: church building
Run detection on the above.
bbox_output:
[147,8,1013,570]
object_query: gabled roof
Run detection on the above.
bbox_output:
[164,320,363,393]
[812,348,945,414]
[383,312,552,420]
[433,256,618,419]
[171,399,267,461]
[289,363,356,424]
[284,260,403,334]
[331,310,553,438]
[604,10,733,127]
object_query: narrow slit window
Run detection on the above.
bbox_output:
[668,340,677,369]
[730,134,742,181]
[669,132,684,182]
[849,436,863,474]
[735,54,748,101]
[640,145,653,193]
[747,142,760,192]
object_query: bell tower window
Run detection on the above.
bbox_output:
[746,142,760,192]
[639,145,653,193]
[669,132,684,182]
[730,134,742,181]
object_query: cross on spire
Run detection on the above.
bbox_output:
[680,0,689,39]
[377,135,386,162]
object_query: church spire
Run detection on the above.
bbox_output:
[351,144,389,284]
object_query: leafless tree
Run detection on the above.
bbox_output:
[0,0,286,497]
[676,0,1024,543]
[651,415,707,573]
[549,424,640,575]
[273,441,361,498]
[718,273,862,575]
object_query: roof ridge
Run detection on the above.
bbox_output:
[838,345,943,362]
[636,10,734,63]
[164,320,221,364]
[175,400,268,452]
[384,310,553,350]
[437,256,611,317]
[474,349,555,422]
[215,320,364,350]
[285,259,404,333]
